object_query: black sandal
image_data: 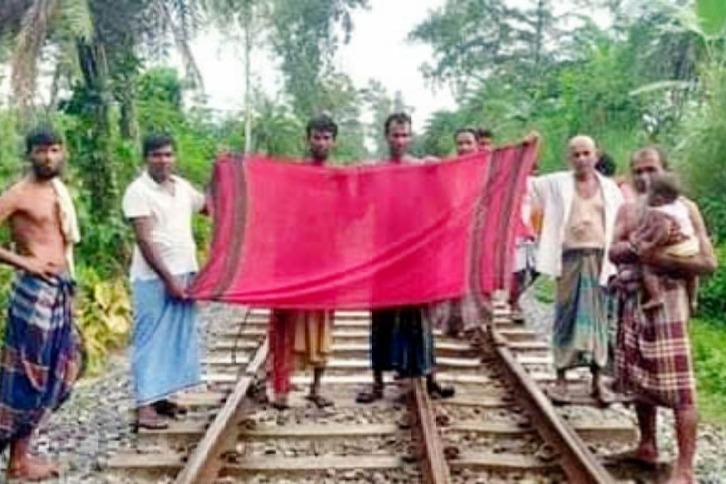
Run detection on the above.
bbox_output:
[356,384,384,404]
[427,381,455,399]
[153,399,188,418]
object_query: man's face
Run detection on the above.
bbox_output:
[308,129,335,162]
[455,132,478,156]
[29,143,64,180]
[632,150,664,194]
[568,138,598,176]
[147,144,176,183]
[479,137,493,150]
[386,121,412,159]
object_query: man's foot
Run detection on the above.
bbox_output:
[667,467,695,484]
[7,455,61,481]
[271,396,290,411]
[135,406,169,430]
[427,381,455,399]
[547,384,571,404]
[153,399,188,418]
[605,447,659,470]
[356,384,384,404]
[305,393,334,409]
[592,379,616,405]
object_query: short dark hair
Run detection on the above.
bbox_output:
[454,127,480,141]
[25,126,63,155]
[477,128,494,140]
[384,112,412,135]
[631,145,669,170]
[649,172,681,204]
[142,133,175,158]
[306,114,338,139]
[595,152,616,177]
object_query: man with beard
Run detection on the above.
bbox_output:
[0,127,83,480]
[123,134,206,429]
[609,146,716,484]
[357,112,455,403]
[268,114,337,410]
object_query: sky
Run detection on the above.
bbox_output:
[183,0,455,124]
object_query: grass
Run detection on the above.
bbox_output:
[691,317,726,426]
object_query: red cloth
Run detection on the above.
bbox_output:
[191,142,538,309]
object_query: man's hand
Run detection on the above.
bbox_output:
[23,258,59,282]
[164,277,189,301]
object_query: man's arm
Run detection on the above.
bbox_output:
[129,217,187,299]
[609,203,639,265]
[641,199,717,276]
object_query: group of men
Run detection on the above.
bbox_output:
[0,116,715,484]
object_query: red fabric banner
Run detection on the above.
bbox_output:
[191,141,538,309]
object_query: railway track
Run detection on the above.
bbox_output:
[107,297,670,483]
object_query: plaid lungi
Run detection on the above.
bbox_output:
[0,272,82,450]
[553,249,608,370]
[616,275,695,408]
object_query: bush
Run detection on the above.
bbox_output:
[698,244,726,319]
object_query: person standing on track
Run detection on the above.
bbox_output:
[530,135,623,404]
[609,146,716,484]
[357,112,455,403]
[123,133,206,429]
[0,126,84,481]
[268,115,337,410]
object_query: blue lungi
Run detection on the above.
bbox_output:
[130,274,201,406]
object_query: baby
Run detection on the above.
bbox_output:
[630,173,699,312]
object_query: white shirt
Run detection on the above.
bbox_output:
[122,171,205,281]
[531,171,624,286]
[654,199,695,238]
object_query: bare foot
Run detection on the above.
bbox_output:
[667,467,695,484]
[606,446,658,470]
[592,379,616,405]
[7,455,61,481]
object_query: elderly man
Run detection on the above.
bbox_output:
[609,146,716,484]
[531,135,623,403]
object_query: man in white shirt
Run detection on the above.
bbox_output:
[531,135,623,404]
[122,133,206,429]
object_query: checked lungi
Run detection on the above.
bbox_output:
[616,274,696,408]
[553,249,608,370]
[0,272,82,450]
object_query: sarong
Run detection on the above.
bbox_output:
[615,275,695,408]
[553,249,608,370]
[391,307,436,378]
[0,272,81,450]
[130,273,201,406]
[371,307,435,378]
[269,309,333,394]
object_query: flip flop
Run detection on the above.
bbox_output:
[604,449,658,471]
[356,385,384,404]
[305,394,334,408]
[134,415,169,431]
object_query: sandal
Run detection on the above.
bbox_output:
[135,415,169,431]
[356,384,384,404]
[153,399,188,418]
[271,398,290,411]
[427,382,455,399]
[305,393,334,408]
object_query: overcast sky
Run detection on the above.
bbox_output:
[183,0,454,124]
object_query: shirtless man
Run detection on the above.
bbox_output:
[0,127,82,480]
[609,146,716,484]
